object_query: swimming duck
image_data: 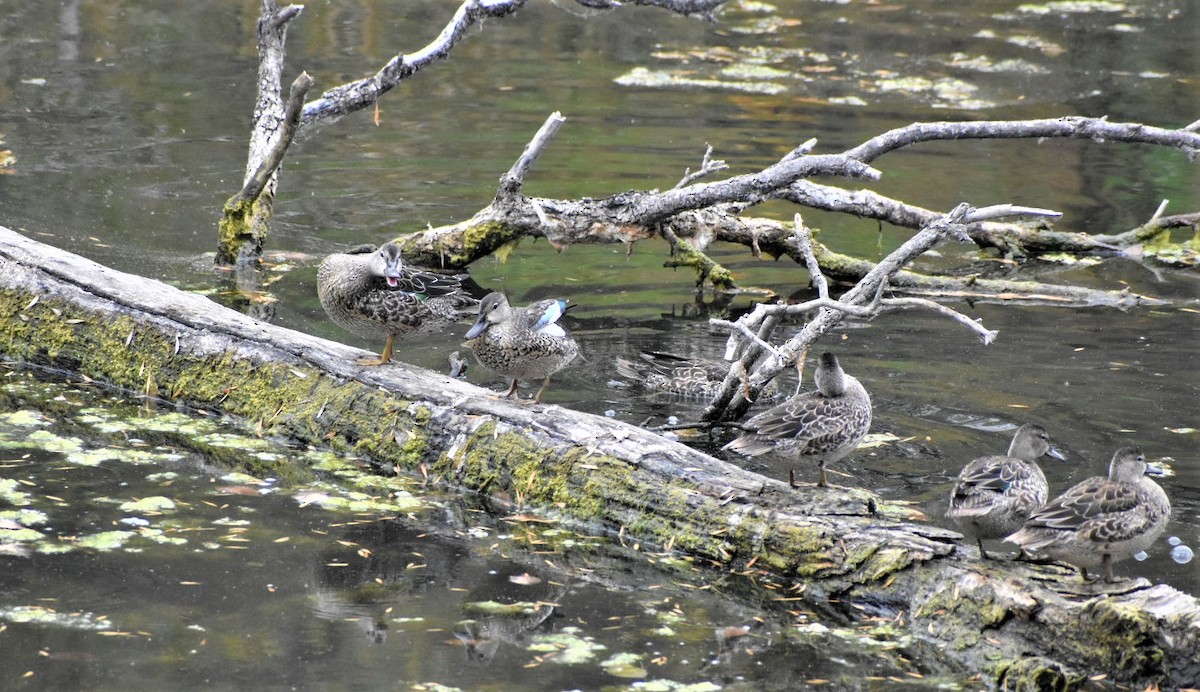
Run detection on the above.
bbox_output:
[1006,447,1171,582]
[614,350,780,401]
[317,242,477,366]
[464,292,580,403]
[946,423,1066,559]
[722,352,872,488]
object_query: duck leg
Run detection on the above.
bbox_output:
[503,378,520,398]
[788,467,821,489]
[976,537,993,560]
[358,334,395,366]
[531,377,552,404]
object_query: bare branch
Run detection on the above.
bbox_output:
[234,71,314,206]
[708,318,782,360]
[701,203,1054,422]
[631,154,881,224]
[300,0,529,125]
[879,297,998,345]
[675,144,729,189]
[618,0,730,16]
[299,0,731,126]
[844,117,1200,164]
[498,111,567,199]
[1146,199,1169,226]
[792,214,828,300]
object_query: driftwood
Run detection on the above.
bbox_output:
[395,114,1200,276]
[2,224,1197,689]
[218,0,732,266]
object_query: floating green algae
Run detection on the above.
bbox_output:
[614,67,787,95]
[0,605,113,630]
[526,626,606,665]
[600,652,648,679]
[461,601,542,618]
[0,478,33,506]
[74,530,138,551]
[0,410,52,428]
[119,496,177,513]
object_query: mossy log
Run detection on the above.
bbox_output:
[0,225,1196,689]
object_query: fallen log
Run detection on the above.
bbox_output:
[0,225,1196,689]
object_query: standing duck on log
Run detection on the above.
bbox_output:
[317,242,478,366]
[723,352,872,488]
[946,423,1067,559]
[463,292,580,404]
[1006,447,1171,583]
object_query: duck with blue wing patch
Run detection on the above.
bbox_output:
[464,292,580,403]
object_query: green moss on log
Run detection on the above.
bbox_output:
[994,657,1081,691]
[663,238,736,290]
[398,220,527,268]
[1071,599,1167,679]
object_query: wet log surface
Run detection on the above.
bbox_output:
[1,225,1196,689]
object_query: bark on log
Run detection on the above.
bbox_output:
[1,225,1197,689]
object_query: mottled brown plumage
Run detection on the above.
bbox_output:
[946,423,1066,559]
[1006,447,1171,582]
[464,292,580,403]
[614,351,780,401]
[723,352,871,488]
[317,242,477,365]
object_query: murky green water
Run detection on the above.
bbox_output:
[2,0,1198,688]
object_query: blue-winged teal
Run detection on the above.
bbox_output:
[1006,447,1171,582]
[317,242,477,366]
[614,351,780,401]
[464,292,580,403]
[946,423,1066,559]
[722,352,872,488]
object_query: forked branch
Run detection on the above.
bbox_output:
[702,205,1060,422]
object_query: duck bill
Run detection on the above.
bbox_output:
[1047,446,1067,461]
[1144,460,1172,477]
[465,317,488,339]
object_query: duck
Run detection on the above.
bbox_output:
[614,350,780,401]
[1005,447,1171,583]
[317,242,478,366]
[946,423,1066,559]
[722,352,872,488]
[463,292,580,403]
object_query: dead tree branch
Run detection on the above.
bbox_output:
[497,111,567,199]
[218,0,734,266]
[701,204,1062,423]
[843,117,1200,163]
